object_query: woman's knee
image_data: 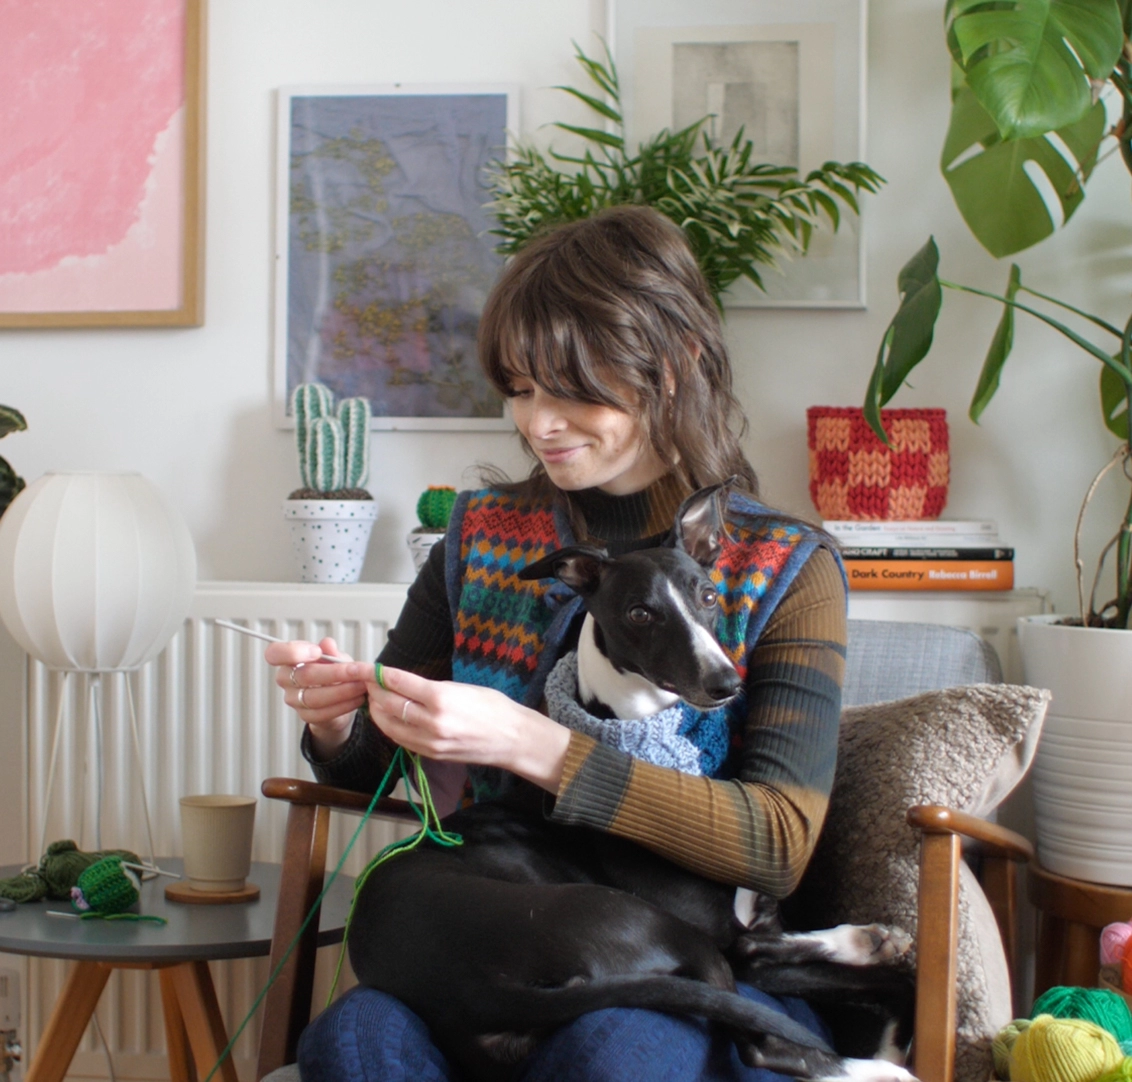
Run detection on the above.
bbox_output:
[297,987,452,1082]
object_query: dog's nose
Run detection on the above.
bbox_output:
[705,668,742,703]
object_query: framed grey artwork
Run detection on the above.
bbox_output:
[274,85,518,429]
[610,0,867,308]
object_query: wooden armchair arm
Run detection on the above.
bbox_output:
[905,805,1033,1082]
[907,804,1033,863]
[261,776,420,823]
[255,777,419,1078]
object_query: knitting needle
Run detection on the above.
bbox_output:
[122,861,181,880]
[213,619,348,662]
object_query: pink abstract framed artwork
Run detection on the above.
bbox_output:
[0,0,206,328]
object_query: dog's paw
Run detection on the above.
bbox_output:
[816,923,913,965]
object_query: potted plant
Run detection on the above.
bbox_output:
[284,383,378,584]
[407,486,456,573]
[864,1,1132,885]
[0,405,26,517]
[485,42,883,308]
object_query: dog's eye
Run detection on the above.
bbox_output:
[699,587,718,608]
[627,605,652,624]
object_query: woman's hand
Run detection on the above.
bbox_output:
[265,638,375,757]
[369,666,572,794]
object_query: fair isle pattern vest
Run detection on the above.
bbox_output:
[445,487,821,800]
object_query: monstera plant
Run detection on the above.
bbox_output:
[941,0,1128,257]
[869,3,1132,892]
[0,406,26,518]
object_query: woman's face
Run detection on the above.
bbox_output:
[507,376,668,495]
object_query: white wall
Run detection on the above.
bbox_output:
[2,0,1127,607]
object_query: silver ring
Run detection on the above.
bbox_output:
[289,663,305,688]
[402,699,412,723]
[297,688,308,709]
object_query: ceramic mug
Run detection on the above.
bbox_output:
[179,794,256,892]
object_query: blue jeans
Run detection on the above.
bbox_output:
[296,983,830,1082]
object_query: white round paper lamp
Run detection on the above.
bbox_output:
[0,472,197,672]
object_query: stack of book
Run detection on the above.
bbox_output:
[823,519,1013,591]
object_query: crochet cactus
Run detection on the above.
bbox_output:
[290,382,372,498]
[417,486,457,529]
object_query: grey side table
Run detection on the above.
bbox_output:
[0,859,353,1082]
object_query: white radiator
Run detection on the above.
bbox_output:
[20,580,411,1081]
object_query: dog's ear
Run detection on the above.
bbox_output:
[518,545,611,595]
[670,480,733,567]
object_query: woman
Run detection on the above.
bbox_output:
[266,205,847,1081]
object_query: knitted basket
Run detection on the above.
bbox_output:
[806,406,950,521]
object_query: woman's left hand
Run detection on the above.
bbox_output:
[369,666,572,794]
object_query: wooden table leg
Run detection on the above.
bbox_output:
[159,967,198,1082]
[1034,912,1066,999]
[24,960,112,1082]
[168,960,239,1082]
[1064,921,1102,988]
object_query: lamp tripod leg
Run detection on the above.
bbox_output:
[124,674,158,868]
[37,671,72,863]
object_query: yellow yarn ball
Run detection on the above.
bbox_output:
[1011,1015,1124,1082]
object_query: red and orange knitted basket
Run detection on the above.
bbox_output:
[806,406,950,521]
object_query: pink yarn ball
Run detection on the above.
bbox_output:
[1101,922,1132,966]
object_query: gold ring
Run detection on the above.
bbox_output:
[402,699,412,723]
[297,688,308,709]
[289,663,305,688]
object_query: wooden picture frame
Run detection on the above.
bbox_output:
[273,84,517,431]
[610,0,868,309]
[0,0,207,328]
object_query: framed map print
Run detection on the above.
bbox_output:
[274,85,518,430]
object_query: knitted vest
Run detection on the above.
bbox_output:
[445,486,824,800]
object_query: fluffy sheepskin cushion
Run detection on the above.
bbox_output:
[789,684,1049,1082]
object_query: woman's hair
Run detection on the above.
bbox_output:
[477,206,758,498]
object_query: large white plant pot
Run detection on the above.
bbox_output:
[283,499,378,584]
[1020,614,1132,885]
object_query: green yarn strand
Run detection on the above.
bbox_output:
[325,747,463,1004]
[198,744,460,1082]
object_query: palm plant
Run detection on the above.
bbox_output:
[484,43,883,309]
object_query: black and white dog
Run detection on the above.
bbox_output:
[348,485,917,1082]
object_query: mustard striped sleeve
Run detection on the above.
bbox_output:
[551,546,846,896]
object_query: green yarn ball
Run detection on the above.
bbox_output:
[1011,1014,1124,1082]
[1096,1057,1132,1082]
[416,486,456,530]
[1033,986,1132,1044]
[72,858,139,916]
[994,1018,1032,1078]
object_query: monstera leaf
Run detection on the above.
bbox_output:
[945,0,1122,140]
[942,82,1105,257]
[864,239,943,439]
